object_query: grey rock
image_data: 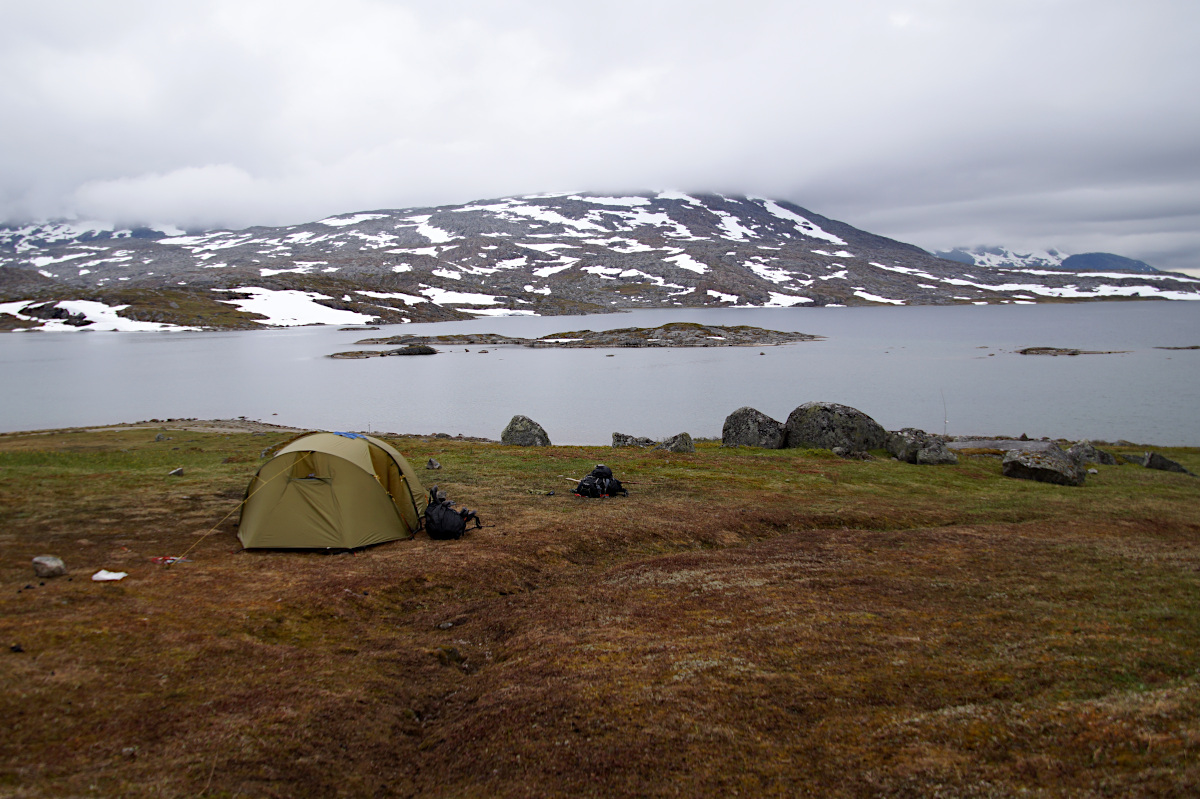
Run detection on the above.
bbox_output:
[887,428,958,465]
[613,432,655,448]
[1120,452,1148,466]
[1145,452,1194,475]
[946,439,1058,452]
[154,433,166,442]
[721,407,784,449]
[916,438,958,465]
[32,555,66,578]
[501,415,550,447]
[655,432,695,453]
[784,402,887,452]
[1001,446,1085,486]
[168,467,184,477]
[833,447,873,460]
[1066,441,1117,466]
[426,458,441,470]
[1088,468,1099,474]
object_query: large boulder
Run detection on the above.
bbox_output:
[887,428,958,465]
[784,402,887,452]
[721,407,785,449]
[1145,452,1195,475]
[655,432,695,453]
[501,415,550,446]
[1066,441,1117,466]
[1002,446,1085,486]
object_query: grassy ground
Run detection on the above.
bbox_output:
[1,427,1198,797]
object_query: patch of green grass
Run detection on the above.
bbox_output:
[101,287,268,328]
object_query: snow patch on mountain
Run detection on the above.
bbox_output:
[664,252,709,274]
[355,290,426,305]
[419,287,502,305]
[214,288,376,326]
[755,199,847,245]
[570,195,651,207]
[762,292,812,307]
[318,213,389,227]
[0,300,199,332]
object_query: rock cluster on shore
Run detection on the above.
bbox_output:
[711,402,1195,485]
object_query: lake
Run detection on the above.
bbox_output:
[2,301,1198,445]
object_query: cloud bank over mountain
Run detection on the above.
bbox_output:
[2,0,1198,273]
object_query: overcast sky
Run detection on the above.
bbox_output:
[3,0,1198,273]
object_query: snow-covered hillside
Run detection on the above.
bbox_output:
[3,193,1198,331]
[932,246,1162,274]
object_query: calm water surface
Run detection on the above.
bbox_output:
[2,302,1198,445]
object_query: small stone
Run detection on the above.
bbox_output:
[32,555,67,578]
[168,467,184,477]
[1088,468,1099,474]
[10,644,23,653]
[154,433,166,442]
[426,458,441,470]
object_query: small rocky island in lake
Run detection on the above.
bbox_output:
[1016,346,1130,356]
[329,322,822,358]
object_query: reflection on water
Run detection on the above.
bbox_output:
[2,302,1198,445]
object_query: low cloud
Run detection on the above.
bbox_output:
[3,0,1198,271]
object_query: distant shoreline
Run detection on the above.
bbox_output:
[1,418,1186,452]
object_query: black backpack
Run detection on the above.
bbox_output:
[424,486,481,540]
[574,465,628,498]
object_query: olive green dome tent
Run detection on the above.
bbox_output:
[238,432,428,549]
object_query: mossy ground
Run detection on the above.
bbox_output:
[1,428,1198,797]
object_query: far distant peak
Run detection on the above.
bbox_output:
[932,245,1158,274]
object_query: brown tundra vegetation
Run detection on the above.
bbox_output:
[1,423,1198,797]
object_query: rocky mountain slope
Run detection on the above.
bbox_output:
[3,192,1198,330]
